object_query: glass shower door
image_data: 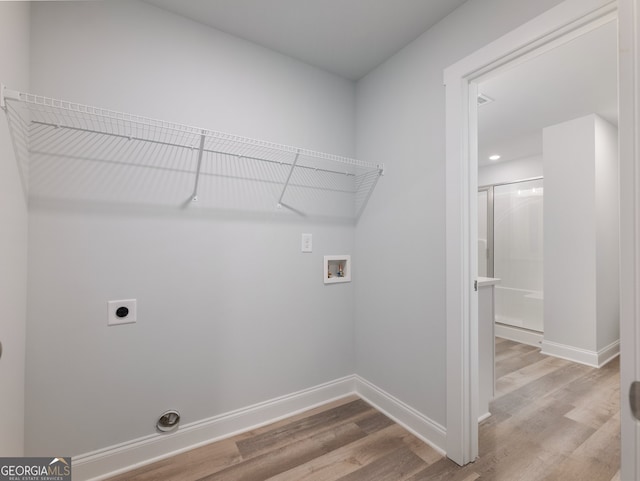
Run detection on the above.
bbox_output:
[478,188,493,278]
[493,179,544,332]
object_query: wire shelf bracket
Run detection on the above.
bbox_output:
[1,85,384,219]
[277,149,301,208]
[0,84,19,109]
[190,131,206,202]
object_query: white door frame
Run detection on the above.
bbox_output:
[443,0,622,468]
[618,0,640,479]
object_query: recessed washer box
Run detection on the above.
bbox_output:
[107,299,137,326]
[324,255,351,284]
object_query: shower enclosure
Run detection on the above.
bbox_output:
[479,178,544,333]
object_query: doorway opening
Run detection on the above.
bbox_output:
[443,0,620,470]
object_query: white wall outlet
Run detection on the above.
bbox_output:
[107,299,137,326]
[301,233,312,253]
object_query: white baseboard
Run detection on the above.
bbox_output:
[478,412,492,423]
[354,375,446,455]
[596,340,621,367]
[495,323,543,347]
[72,374,448,481]
[72,376,356,481]
[541,339,620,368]
[72,376,446,481]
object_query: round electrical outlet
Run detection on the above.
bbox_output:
[116,306,129,318]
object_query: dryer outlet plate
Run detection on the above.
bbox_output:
[108,299,137,326]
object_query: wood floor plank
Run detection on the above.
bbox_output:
[494,338,519,354]
[495,355,572,398]
[199,421,366,481]
[353,411,395,434]
[489,387,574,426]
[476,438,566,481]
[333,445,426,481]
[542,455,618,481]
[236,399,372,459]
[459,474,481,481]
[266,424,415,481]
[545,410,621,481]
[563,380,619,430]
[494,339,538,360]
[495,348,547,379]
[405,457,480,481]
[494,361,590,414]
[233,395,359,445]
[401,433,443,465]
[567,411,620,472]
[528,416,596,457]
[105,438,241,481]
[551,358,619,403]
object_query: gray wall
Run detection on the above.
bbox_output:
[0,2,30,456]
[354,0,565,427]
[26,1,357,456]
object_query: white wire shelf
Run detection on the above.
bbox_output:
[1,85,383,219]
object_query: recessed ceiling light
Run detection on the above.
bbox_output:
[489,154,501,161]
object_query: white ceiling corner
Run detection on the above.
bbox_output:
[143,0,467,80]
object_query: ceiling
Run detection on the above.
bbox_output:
[144,0,468,80]
[478,20,618,166]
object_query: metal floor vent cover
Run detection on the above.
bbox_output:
[156,410,180,433]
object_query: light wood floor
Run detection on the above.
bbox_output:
[106,338,620,481]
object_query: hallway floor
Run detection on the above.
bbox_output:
[421,338,620,480]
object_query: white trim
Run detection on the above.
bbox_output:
[72,376,356,481]
[354,375,447,455]
[71,374,449,481]
[444,0,618,466]
[541,339,619,368]
[478,412,492,423]
[597,340,621,367]
[445,66,478,468]
[618,1,639,479]
[495,324,543,347]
